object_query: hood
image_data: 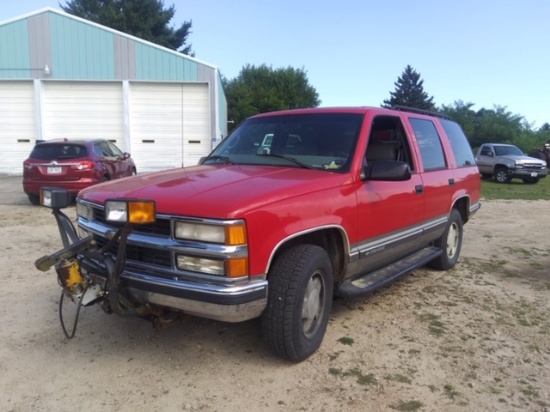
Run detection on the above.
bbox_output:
[502,155,546,165]
[78,165,352,219]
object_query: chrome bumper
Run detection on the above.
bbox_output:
[120,269,268,323]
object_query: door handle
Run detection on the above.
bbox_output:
[415,185,423,194]
[448,178,455,186]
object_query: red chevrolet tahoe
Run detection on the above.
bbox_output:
[37,106,481,362]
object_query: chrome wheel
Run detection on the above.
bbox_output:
[302,271,326,338]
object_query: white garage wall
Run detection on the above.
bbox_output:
[43,81,124,147]
[0,80,212,175]
[130,82,210,172]
[0,82,36,175]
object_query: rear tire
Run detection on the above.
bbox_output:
[429,209,463,270]
[262,244,333,362]
[27,194,40,205]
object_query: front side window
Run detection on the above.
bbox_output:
[479,146,493,156]
[204,113,364,172]
[107,141,124,157]
[365,115,415,172]
[409,118,446,171]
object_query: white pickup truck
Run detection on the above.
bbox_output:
[475,143,548,184]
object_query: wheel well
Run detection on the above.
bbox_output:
[452,197,470,224]
[270,228,347,282]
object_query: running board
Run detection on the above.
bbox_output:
[335,246,442,298]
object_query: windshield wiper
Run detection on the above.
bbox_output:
[256,153,316,170]
[201,155,236,165]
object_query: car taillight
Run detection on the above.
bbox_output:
[23,162,33,170]
[73,161,94,170]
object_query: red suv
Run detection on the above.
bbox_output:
[36,106,480,361]
[23,139,136,205]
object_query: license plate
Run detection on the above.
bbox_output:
[531,172,538,177]
[47,166,62,174]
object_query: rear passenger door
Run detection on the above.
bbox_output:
[407,117,454,240]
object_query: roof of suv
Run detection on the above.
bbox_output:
[251,105,451,120]
[34,138,107,146]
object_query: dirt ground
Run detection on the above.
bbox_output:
[1,174,549,412]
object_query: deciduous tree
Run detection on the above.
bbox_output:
[60,0,193,55]
[224,64,320,128]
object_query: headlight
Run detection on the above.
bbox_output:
[105,199,156,224]
[76,203,94,220]
[174,221,246,245]
[176,255,224,275]
[515,163,524,169]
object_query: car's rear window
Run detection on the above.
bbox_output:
[30,144,88,160]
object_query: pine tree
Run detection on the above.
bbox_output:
[383,65,435,110]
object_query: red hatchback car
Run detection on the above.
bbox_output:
[23,139,136,205]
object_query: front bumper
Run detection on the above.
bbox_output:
[509,168,548,179]
[77,210,268,323]
[120,269,267,322]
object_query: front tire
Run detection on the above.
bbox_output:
[429,209,463,270]
[522,177,539,184]
[262,244,333,362]
[494,167,511,183]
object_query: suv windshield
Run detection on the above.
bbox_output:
[205,113,364,172]
[30,144,88,160]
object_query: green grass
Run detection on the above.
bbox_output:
[481,173,550,200]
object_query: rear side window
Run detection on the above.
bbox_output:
[30,144,88,160]
[409,118,446,171]
[440,119,476,167]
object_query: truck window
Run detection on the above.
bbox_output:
[366,116,415,172]
[409,118,446,171]
[440,119,476,167]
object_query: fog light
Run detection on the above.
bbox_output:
[105,199,156,224]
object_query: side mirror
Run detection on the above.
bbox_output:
[123,152,131,159]
[362,160,411,181]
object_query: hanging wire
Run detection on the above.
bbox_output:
[58,285,88,339]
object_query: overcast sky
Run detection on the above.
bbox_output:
[2,0,549,128]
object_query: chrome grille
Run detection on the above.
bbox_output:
[94,237,172,268]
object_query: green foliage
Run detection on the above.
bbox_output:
[224,64,320,128]
[440,101,550,153]
[383,65,435,110]
[60,0,194,54]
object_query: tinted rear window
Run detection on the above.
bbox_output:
[440,119,476,167]
[30,144,88,160]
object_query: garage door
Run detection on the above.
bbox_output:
[43,82,124,148]
[0,82,35,175]
[130,82,210,172]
